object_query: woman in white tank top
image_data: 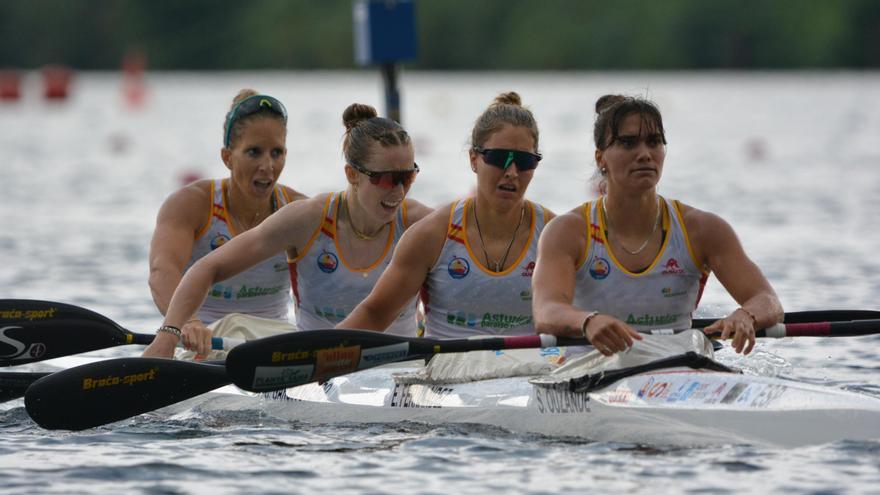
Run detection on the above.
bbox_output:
[533,95,783,356]
[339,92,555,338]
[147,90,307,345]
[144,103,431,358]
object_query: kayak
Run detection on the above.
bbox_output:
[169,332,880,449]
[10,300,880,443]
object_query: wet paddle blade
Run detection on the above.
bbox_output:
[25,358,230,430]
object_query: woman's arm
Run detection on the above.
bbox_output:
[338,207,448,331]
[685,206,784,354]
[532,211,641,355]
[148,182,212,316]
[143,197,324,358]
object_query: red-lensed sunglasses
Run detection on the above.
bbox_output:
[349,161,420,189]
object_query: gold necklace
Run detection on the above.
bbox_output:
[473,201,525,272]
[602,196,661,256]
[344,198,386,241]
[228,189,268,231]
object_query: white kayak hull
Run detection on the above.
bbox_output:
[180,362,880,448]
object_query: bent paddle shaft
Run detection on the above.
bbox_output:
[0,299,235,366]
[25,358,228,431]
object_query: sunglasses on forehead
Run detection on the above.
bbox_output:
[224,94,289,147]
[473,147,542,171]
[349,161,420,189]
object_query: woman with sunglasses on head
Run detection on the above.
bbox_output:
[532,95,783,357]
[145,89,306,358]
[339,92,554,338]
[144,103,430,358]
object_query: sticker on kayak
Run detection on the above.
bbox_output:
[534,387,591,414]
[252,364,314,390]
[390,383,455,408]
[599,375,789,408]
[314,345,361,382]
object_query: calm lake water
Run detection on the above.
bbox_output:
[1,71,880,494]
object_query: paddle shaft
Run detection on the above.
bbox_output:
[761,320,880,338]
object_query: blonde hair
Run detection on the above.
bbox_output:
[470,91,539,150]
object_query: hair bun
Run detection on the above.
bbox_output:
[342,103,379,131]
[595,94,627,114]
[492,91,522,107]
[231,88,259,107]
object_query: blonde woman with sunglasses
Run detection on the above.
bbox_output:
[144,103,430,358]
[339,92,555,338]
[146,89,306,356]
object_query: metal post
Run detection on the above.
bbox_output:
[381,63,401,123]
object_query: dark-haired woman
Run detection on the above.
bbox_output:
[339,92,555,338]
[533,95,783,356]
[148,90,306,349]
[143,103,431,358]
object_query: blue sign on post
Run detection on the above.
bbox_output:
[353,0,418,123]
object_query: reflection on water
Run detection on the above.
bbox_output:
[1,72,880,493]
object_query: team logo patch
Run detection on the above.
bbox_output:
[210,234,231,250]
[588,257,610,280]
[317,251,339,273]
[521,261,535,277]
[662,258,685,275]
[447,257,470,279]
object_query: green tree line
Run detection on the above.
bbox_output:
[2,0,879,70]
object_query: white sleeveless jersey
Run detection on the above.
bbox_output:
[188,179,293,324]
[289,192,418,335]
[421,199,548,339]
[573,196,708,331]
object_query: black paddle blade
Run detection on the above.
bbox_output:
[226,330,424,393]
[0,319,134,367]
[25,358,230,430]
[0,371,51,402]
[0,299,121,325]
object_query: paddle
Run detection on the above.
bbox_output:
[24,331,576,430]
[226,318,880,392]
[760,319,880,338]
[0,371,52,403]
[2,299,871,367]
[24,317,880,430]
[24,358,228,431]
[693,309,880,327]
[0,299,237,366]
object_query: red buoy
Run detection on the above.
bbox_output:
[41,65,73,100]
[0,69,22,101]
